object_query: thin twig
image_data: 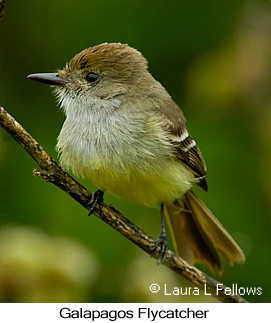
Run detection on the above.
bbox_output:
[0,106,248,303]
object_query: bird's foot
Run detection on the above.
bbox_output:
[151,233,168,264]
[87,190,104,216]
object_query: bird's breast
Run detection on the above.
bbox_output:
[56,110,194,206]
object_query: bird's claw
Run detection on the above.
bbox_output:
[87,190,104,216]
[151,236,168,264]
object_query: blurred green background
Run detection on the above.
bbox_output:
[0,0,271,303]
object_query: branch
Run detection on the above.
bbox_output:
[0,106,248,303]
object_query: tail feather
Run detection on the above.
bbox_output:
[164,190,245,274]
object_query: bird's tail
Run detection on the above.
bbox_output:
[164,190,245,274]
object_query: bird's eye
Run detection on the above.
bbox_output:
[86,72,100,83]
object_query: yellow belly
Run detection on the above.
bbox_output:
[57,111,195,207]
[84,159,195,207]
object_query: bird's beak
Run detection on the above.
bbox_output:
[27,73,69,86]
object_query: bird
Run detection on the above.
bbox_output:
[27,42,245,273]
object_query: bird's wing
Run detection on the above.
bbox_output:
[156,99,208,190]
[169,127,208,191]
